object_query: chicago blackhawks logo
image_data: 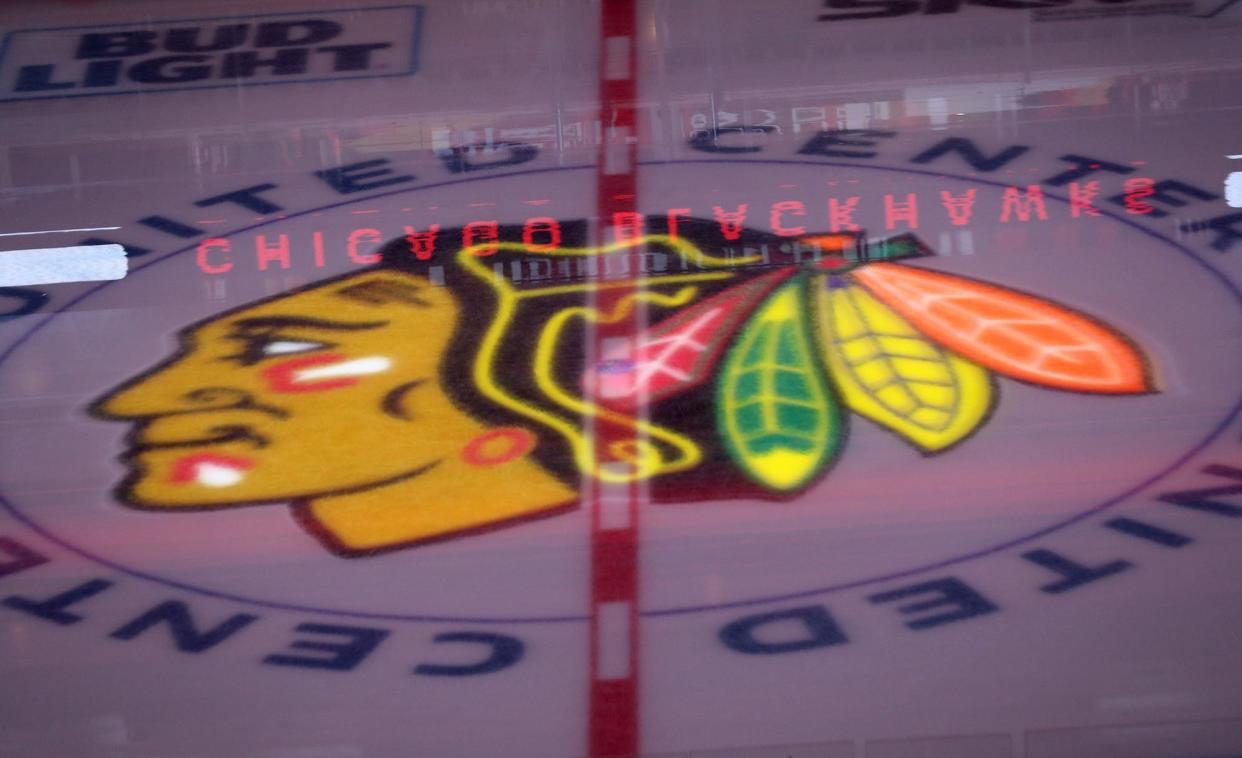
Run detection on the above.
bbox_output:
[90,218,1154,557]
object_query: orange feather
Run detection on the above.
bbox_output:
[851,263,1151,394]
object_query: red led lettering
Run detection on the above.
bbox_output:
[999,185,1048,223]
[403,225,441,261]
[463,220,501,256]
[938,189,977,227]
[611,211,644,242]
[828,197,860,232]
[770,200,807,237]
[1069,182,1102,218]
[196,238,232,274]
[347,229,382,265]
[312,231,326,268]
[255,234,290,271]
[666,207,691,238]
[1123,178,1156,215]
[713,204,748,241]
[884,193,919,230]
[522,217,562,251]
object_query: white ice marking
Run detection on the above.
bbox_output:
[595,601,631,680]
[598,474,633,531]
[604,126,632,175]
[604,36,631,80]
[598,337,634,399]
[0,244,127,287]
[0,226,121,238]
[1226,172,1242,208]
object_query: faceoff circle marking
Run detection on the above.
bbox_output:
[1,159,1240,624]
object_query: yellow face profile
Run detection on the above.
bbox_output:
[93,229,1153,557]
[93,268,577,555]
[96,270,461,504]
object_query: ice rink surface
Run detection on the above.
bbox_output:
[1,1,1241,756]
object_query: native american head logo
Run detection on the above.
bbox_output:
[91,218,1154,556]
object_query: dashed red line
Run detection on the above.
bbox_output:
[589,0,641,756]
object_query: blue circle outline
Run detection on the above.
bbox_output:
[0,157,1239,625]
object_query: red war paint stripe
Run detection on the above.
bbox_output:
[261,353,358,394]
[168,453,255,485]
[590,0,641,756]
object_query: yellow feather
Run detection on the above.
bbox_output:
[815,276,992,453]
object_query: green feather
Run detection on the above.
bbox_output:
[716,279,843,490]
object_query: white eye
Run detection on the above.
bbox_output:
[261,339,327,356]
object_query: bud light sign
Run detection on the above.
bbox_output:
[0,5,424,102]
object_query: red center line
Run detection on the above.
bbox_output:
[589,0,641,756]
